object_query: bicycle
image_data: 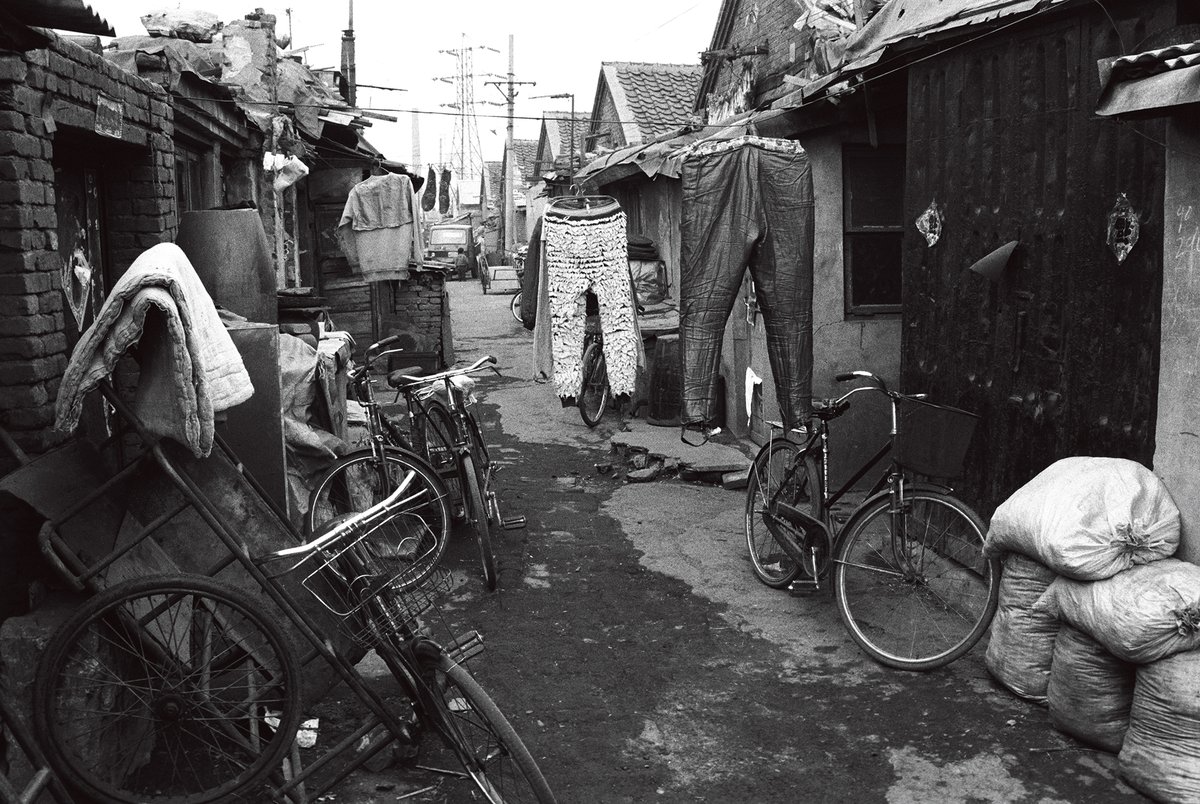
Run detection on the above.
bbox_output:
[306,336,452,588]
[744,370,1000,671]
[35,473,556,802]
[388,355,525,592]
[578,327,609,428]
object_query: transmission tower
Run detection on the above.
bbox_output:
[435,35,498,187]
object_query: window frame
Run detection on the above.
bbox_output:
[842,144,905,318]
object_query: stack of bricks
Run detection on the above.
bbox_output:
[0,32,174,455]
[378,269,451,368]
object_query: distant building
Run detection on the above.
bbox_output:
[584,62,702,154]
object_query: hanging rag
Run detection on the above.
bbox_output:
[679,139,814,431]
[519,216,543,331]
[337,173,421,282]
[54,242,254,458]
[540,199,643,401]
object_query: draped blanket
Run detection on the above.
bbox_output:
[54,242,254,457]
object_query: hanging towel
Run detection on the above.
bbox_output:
[54,242,254,458]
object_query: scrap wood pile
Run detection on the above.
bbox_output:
[982,457,1200,803]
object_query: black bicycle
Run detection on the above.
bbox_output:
[578,327,609,428]
[745,370,1000,671]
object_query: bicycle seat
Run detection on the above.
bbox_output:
[811,399,848,421]
[387,367,426,388]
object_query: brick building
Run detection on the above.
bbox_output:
[0,30,176,457]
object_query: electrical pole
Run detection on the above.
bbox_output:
[486,36,534,253]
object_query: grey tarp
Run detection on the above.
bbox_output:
[679,140,814,431]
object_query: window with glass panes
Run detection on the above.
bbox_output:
[843,145,905,316]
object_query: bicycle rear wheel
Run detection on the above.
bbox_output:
[33,574,302,804]
[578,340,609,428]
[832,489,1000,671]
[745,439,825,588]
[420,653,556,803]
[307,449,451,587]
[510,291,522,323]
[461,453,498,591]
[421,401,463,518]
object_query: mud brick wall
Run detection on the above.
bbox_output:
[0,33,174,456]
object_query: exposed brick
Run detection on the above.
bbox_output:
[0,405,54,430]
[0,229,38,251]
[0,112,24,132]
[0,252,38,275]
[0,160,29,181]
[0,273,52,295]
[0,180,43,205]
[0,134,39,159]
[0,314,58,337]
[0,57,27,84]
[36,291,61,315]
[0,295,38,317]
[0,356,64,385]
[0,209,36,230]
[0,332,66,359]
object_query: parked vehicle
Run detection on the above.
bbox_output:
[426,223,480,279]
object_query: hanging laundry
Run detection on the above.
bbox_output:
[439,168,452,214]
[422,166,437,212]
[679,138,814,432]
[337,172,421,282]
[541,198,642,402]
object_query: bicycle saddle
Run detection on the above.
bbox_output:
[387,367,426,387]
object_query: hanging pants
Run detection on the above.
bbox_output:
[543,202,639,400]
[680,143,814,431]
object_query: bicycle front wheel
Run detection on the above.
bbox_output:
[578,340,609,428]
[745,439,825,588]
[461,452,498,591]
[510,291,523,323]
[307,449,451,587]
[421,653,556,803]
[832,489,1000,671]
[421,401,463,518]
[33,574,302,804]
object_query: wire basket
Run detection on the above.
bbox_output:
[267,513,451,647]
[894,396,980,479]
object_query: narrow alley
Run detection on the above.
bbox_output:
[327,278,1149,804]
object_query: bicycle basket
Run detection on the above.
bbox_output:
[894,397,980,479]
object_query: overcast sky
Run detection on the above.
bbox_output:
[92,1,725,176]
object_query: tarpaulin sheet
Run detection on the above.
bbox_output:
[679,141,814,430]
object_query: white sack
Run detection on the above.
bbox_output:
[985,553,1059,703]
[1035,559,1200,664]
[1048,624,1135,753]
[1119,649,1200,803]
[984,457,1179,580]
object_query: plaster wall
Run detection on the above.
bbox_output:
[1154,114,1200,566]
[800,130,900,486]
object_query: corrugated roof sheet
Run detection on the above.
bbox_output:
[1096,40,1200,116]
[5,0,113,36]
[606,62,703,142]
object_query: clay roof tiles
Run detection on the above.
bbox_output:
[604,61,703,143]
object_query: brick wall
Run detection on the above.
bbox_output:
[0,33,173,455]
[377,270,452,369]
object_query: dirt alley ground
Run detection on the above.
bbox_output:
[322,277,1150,804]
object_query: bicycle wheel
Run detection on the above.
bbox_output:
[510,291,522,323]
[745,439,825,588]
[461,452,498,591]
[307,449,451,587]
[578,340,609,428]
[421,401,464,518]
[420,652,556,803]
[33,574,302,804]
[832,489,1000,671]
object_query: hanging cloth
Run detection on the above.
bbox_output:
[541,198,643,401]
[336,173,420,282]
[679,139,814,431]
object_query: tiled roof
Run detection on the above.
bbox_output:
[546,112,591,158]
[507,139,539,181]
[604,62,703,142]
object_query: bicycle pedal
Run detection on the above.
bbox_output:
[787,578,822,595]
[501,515,527,531]
[446,629,485,664]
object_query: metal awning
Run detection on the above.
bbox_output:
[1095,41,1200,116]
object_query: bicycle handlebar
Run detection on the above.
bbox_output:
[392,355,498,389]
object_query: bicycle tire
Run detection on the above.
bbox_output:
[461,452,498,591]
[307,448,451,587]
[578,340,609,428]
[421,400,464,518]
[510,291,522,323]
[832,489,1000,671]
[33,574,302,804]
[745,439,825,588]
[420,652,556,803]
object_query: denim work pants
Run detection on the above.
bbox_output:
[679,142,814,431]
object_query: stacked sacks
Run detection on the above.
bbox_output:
[1045,625,1135,753]
[982,457,1180,706]
[984,553,1059,703]
[1037,559,1200,801]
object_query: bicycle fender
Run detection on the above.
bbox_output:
[837,481,955,536]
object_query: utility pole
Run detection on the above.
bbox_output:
[486,36,534,253]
